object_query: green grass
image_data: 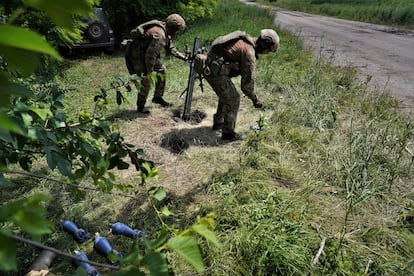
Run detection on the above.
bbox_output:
[5,0,414,274]
[259,0,414,27]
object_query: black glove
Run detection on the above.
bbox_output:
[253,97,263,108]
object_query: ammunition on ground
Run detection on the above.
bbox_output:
[111,222,148,239]
[73,251,100,276]
[93,233,123,265]
[61,220,91,243]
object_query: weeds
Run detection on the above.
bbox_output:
[201,2,414,274]
[261,0,414,27]
[8,0,414,274]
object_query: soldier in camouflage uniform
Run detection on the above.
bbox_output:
[204,29,280,141]
[125,14,187,113]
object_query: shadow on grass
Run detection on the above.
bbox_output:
[160,126,221,154]
[106,109,149,121]
[118,177,216,232]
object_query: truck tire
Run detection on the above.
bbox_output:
[86,22,106,41]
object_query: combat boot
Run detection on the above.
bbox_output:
[137,107,150,114]
[222,132,244,141]
[212,122,224,130]
[152,97,172,107]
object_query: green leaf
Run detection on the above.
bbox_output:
[25,0,94,30]
[45,146,58,169]
[0,128,14,143]
[0,194,52,236]
[191,224,220,247]
[107,250,122,263]
[116,90,123,105]
[13,210,52,235]
[81,142,95,155]
[161,206,174,217]
[168,236,204,272]
[29,107,53,120]
[97,158,108,170]
[0,231,16,271]
[141,162,159,179]
[21,112,33,126]
[46,131,58,143]
[0,73,32,107]
[142,251,169,276]
[117,159,130,170]
[152,187,166,201]
[0,25,62,60]
[119,242,140,264]
[0,46,39,76]
[145,229,168,249]
[0,112,26,136]
[57,157,73,177]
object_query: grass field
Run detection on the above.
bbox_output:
[5,0,414,274]
[259,0,414,27]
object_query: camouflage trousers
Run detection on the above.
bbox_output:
[205,74,240,134]
[125,45,166,109]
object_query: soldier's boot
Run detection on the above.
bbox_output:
[212,114,224,130]
[152,97,172,107]
[137,107,150,114]
[222,132,244,141]
[212,122,224,130]
[137,102,150,114]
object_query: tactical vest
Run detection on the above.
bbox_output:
[209,31,255,59]
[204,31,255,77]
[130,20,167,39]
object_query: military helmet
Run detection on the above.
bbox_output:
[165,14,186,34]
[259,29,280,52]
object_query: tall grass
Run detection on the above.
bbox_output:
[260,0,414,27]
[7,0,414,274]
[194,1,414,275]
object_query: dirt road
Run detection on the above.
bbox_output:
[241,1,414,113]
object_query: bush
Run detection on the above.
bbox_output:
[101,0,217,42]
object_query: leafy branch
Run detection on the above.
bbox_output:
[0,0,220,274]
[11,234,118,270]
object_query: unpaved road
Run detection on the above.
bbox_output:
[241,0,414,113]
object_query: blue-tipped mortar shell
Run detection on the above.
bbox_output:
[62,220,91,243]
[94,236,122,265]
[62,220,78,234]
[73,252,100,276]
[94,236,113,256]
[111,222,148,238]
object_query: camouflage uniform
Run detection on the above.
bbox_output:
[203,32,255,136]
[125,14,186,112]
[204,30,281,140]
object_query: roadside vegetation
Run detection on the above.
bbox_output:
[259,0,414,27]
[2,0,414,275]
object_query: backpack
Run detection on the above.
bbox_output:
[209,31,255,55]
[130,20,166,39]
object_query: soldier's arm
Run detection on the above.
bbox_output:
[145,31,166,73]
[240,46,257,101]
[167,40,187,61]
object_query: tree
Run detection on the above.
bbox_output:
[0,0,218,273]
[101,0,217,41]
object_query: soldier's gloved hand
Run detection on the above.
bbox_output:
[253,98,263,108]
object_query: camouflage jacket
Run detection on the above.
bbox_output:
[129,20,185,73]
[208,31,257,100]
